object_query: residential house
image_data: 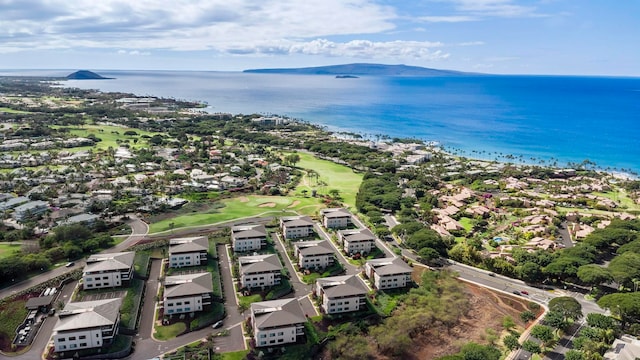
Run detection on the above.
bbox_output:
[0,195,29,211]
[52,298,122,352]
[58,213,100,226]
[337,228,376,255]
[365,257,413,290]
[280,216,314,239]
[168,236,209,268]
[239,254,282,289]
[164,272,213,315]
[12,200,49,222]
[231,224,267,252]
[83,252,135,289]
[294,240,335,270]
[251,298,306,347]
[314,275,368,314]
[604,335,640,360]
[320,208,352,229]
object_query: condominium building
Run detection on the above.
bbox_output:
[365,257,413,290]
[239,254,282,289]
[251,298,306,347]
[314,275,368,314]
[280,216,314,239]
[168,236,209,268]
[338,228,376,255]
[231,224,267,252]
[164,272,213,315]
[83,252,135,289]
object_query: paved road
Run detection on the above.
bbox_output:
[350,214,396,258]
[0,216,149,300]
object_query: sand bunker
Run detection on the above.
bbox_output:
[288,200,301,208]
[258,202,276,208]
[238,196,249,203]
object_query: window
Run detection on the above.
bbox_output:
[278,332,284,336]
[270,333,276,337]
[80,343,87,347]
[102,276,108,280]
[70,344,77,349]
[69,336,76,341]
[79,335,86,339]
[58,338,65,342]
[184,301,190,305]
[60,345,66,350]
[259,334,266,338]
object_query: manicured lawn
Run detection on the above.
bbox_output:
[238,294,262,308]
[53,124,165,150]
[0,107,30,114]
[221,350,250,360]
[154,322,187,340]
[149,195,323,233]
[291,152,363,210]
[594,189,640,211]
[0,242,22,259]
[301,263,345,284]
[459,217,474,232]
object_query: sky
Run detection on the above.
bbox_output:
[1,0,639,76]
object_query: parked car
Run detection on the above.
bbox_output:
[512,290,520,295]
[488,272,496,277]
[65,262,75,267]
[520,290,529,295]
[212,320,224,329]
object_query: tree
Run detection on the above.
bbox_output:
[577,265,613,288]
[502,316,516,331]
[544,310,568,331]
[586,313,618,331]
[608,252,640,288]
[597,292,640,328]
[503,334,520,351]
[530,324,555,347]
[521,340,542,355]
[565,350,584,360]
[520,310,536,323]
[548,296,583,322]
[417,247,440,264]
[284,153,300,167]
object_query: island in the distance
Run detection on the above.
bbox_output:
[66,70,113,80]
[243,63,470,76]
[335,75,359,79]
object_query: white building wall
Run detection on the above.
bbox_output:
[241,272,280,288]
[164,295,204,314]
[374,273,411,289]
[284,226,313,239]
[169,252,204,268]
[322,295,363,314]
[299,254,333,269]
[254,325,298,347]
[324,217,350,229]
[83,271,123,289]
[344,240,374,254]
[54,328,107,352]
[233,238,263,252]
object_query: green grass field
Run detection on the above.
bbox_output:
[0,242,22,259]
[154,322,186,341]
[52,124,166,151]
[594,189,640,211]
[292,152,363,210]
[149,195,324,233]
[458,217,474,232]
[0,107,30,114]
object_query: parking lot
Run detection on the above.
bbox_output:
[79,289,127,301]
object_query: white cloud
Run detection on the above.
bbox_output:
[420,15,477,23]
[429,0,543,18]
[0,0,401,53]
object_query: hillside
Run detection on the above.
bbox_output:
[243,63,470,76]
[66,70,112,80]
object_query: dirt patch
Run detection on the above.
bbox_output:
[238,196,250,203]
[258,202,276,208]
[411,282,532,360]
[288,200,301,208]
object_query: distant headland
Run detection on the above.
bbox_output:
[243,63,470,76]
[66,70,113,80]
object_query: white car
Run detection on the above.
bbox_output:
[212,320,224,329]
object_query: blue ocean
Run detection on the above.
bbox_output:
[16,70,640,173]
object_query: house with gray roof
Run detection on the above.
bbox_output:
[365,257,413,290]
[0,195,28,211]
[321,208,352,229]
[280,215,314,239]
[12,200,48,222]
[83,252,135,289]
[604,335,640,360]
[338,228,376,255]
[58,213,100,226]
[168,236,209,268]
[293,240,335,270]
[164,272,213,315]
[251,298,306,347]
[52,298,122,353]
[314,275,368,314]
[231,224,267,252]
[239,254,282,289]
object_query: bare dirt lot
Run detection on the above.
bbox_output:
[412,282,532,360]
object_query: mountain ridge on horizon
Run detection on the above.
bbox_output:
[243,63,476,76]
